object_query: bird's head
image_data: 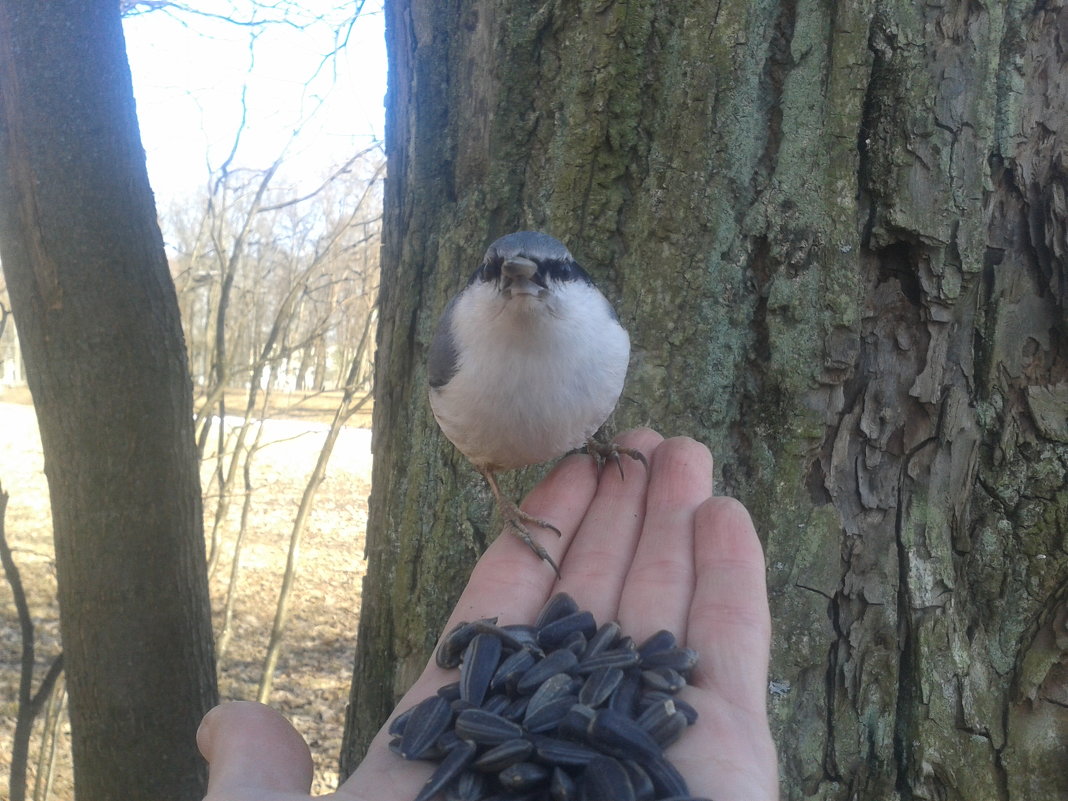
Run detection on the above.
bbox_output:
[469,231,593,302]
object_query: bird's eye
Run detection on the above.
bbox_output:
[540,259,571,282]
[479,256,502,282]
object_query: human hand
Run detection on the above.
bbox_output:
[198,429,780,800]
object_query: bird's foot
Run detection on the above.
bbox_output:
[500,500,563,578]
[482,470,562,577]
[586,437,649,480]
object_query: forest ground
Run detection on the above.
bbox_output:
[0,390,374,797]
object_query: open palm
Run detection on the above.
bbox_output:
[199,429,780,801]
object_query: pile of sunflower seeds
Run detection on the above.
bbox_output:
[389,592,710,801]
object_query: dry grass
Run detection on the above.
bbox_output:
[0,394,373,798]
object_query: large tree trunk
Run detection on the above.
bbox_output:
[0,2,218,799]
[345,2,1068,798]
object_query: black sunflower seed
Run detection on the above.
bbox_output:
[490,648,537,694]
[501,695,530,721]
[641,754,690,798]
[498,761,550,791]
[637,698,690,747]
[639,691,699,725]
[636,629,676,662]
[583,755,635,801]
[579,666,624,707]
[445,769,486,801]
[641,666,687,694]
[536,610,597,649]
[392,593,700,801]
[624,760,656,801]
[515,648,579,694]
[413,740,477,801]
[635,697,676,732]
[534,592,580,628]
[388,703,416,737]
[532,734,601,767]
[577,647,641,673]
[436,681,462,702]
[498,623,542,652]
[560,629,590,657]
[399,695,453,760]
[549,765,577,801]
[641,646,699,674]
[523,694,578,733]
[460,633,501,705]
[650,710,688,748]
[587,708,662,763]
[472,738,534,772]
[607,669,642,716]
[437,618,497,669]
[481,693,511,717]
[524,672,574,719]
[584,621,622,659]
[556,703,595,742]
[453,708,523,745]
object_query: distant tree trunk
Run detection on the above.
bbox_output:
[344,1,1068,799]
[0,2,218,799]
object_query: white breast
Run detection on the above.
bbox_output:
[430,280,630,471]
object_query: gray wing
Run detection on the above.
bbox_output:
[427,294,461,389]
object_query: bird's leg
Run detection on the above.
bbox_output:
[586,437,649,480]
[481,469,562,578]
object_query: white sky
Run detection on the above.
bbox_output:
[122,1,386,208]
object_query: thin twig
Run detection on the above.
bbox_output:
[0,485,64,801]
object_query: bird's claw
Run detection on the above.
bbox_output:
[505,514,562,579]
[586,438,649,480]
[482,469,562,577]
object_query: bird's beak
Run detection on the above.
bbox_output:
[501,256,546,297]
[502,256,537,279]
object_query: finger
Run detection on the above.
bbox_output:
[666,499,777,800]
[391,450,601,708]
[554,428,664,623]
[618,436,715,643]
[349,453,602,799]
[197,702,313,800]
[455,449,601,625]
[687,496,771,706]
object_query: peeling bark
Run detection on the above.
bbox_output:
[345,2,1068,798]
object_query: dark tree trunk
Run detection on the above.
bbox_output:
[0,2,218,799]
[344,2,1068,798]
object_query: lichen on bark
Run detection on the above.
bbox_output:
[345,2,1068,798]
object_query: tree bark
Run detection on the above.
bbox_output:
[0,2,218,799]
[345,1,1068,798]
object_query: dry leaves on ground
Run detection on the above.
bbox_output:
[0,399,372,797]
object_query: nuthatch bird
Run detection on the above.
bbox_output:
[428,231,646,575]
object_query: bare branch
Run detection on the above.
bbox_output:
[255,142,383,214]
[297,0,367,89]
[1,485,64,801]
[121,1,309,29]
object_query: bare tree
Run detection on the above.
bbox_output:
[2,0,381,795]
[165,148,382,575]
[0,2,217,798]
[258,353,373,702]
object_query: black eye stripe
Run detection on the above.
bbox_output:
[471,256,593,287]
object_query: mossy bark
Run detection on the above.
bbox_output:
[344,1,1068,798]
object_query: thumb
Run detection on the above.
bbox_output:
[197,701,314,800]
